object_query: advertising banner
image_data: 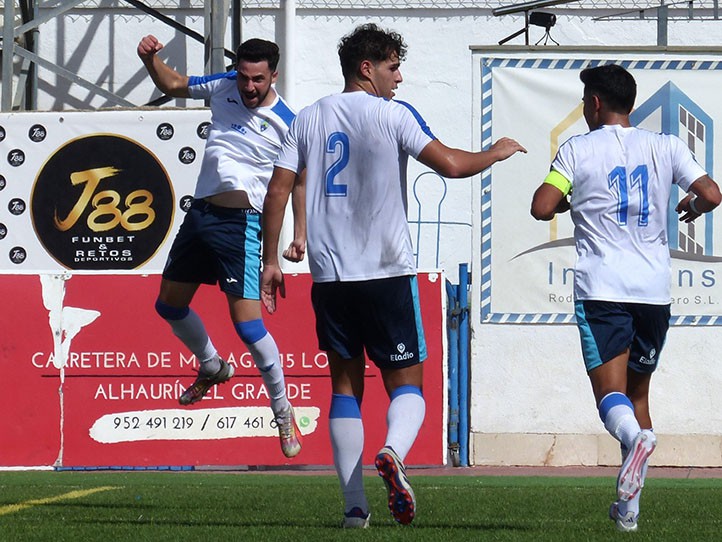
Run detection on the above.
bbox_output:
[1,272,445,468]
[476,51,722,325]
[0,109,208,273]
[0,110,446,468]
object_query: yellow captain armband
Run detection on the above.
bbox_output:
[544,170,572,196]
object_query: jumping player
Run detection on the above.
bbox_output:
[137,34,304,458]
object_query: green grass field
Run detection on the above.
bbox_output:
[1,470,721,541]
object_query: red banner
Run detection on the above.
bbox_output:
[1,272,445,468]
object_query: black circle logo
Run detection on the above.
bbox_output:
[9,246,26,265]
[29,124,47,142]
[178,146,196,164]
[179,195,194,212]
[0,223,7,239]
[0,126,6,142]
[31,134,175,270]
[197,122,210,140]
[0,175,6,191]
[156,123,174,140]
[7,149,25,167]
[8,198,26,215]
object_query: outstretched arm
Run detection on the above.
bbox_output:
[416,137,526,179]
[137,34,191,98]
[676,174,722,223]
[262,166,297,313]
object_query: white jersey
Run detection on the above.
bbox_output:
[552,124,706,304]
[275,92,435,282]
[188,72,295,211]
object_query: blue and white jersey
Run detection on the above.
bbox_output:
[551,124,706,304]
[275,91,436,282]
[188,72,296,211]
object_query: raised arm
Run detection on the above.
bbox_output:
[137,34,191,98]
[416,137,526,179]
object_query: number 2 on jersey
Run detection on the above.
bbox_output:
[325,132,349,197]
[608,165,649,226]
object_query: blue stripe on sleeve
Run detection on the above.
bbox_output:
[188,71,237,88]
[271,98,296,127]
[394,99,436,140]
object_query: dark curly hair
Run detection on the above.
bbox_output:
[338,23,407,79]
[235,38,280,71]
[580,64,636,114]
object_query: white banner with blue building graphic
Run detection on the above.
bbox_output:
[473,49,722,326]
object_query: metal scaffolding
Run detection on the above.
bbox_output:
[0,0,238,111]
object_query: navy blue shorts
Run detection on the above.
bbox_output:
[162,199,261,299]
[311,275,427,369]
[575,300,670,374]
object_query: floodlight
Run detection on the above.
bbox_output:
[529,11,556,30]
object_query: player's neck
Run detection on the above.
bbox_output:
[599,112,631,128]
[344,79,376,96]
[257,87,278,108]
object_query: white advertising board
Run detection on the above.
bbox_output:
[474,49,722,325]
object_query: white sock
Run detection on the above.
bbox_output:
[245,333,289,415]
[165,308,218,363]
[199,355,221,375]
[598,392,641,450]
[330,394,368,514]
[385,385,426,461]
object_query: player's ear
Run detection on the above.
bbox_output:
[359,59,373,80]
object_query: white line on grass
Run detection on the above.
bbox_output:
[0,486,120,516]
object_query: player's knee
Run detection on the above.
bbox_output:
[155,298,189,321]
[234,319,267,344]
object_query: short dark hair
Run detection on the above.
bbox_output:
[235,38,280,71]
[580,64,636,114]
[338,23,407,79]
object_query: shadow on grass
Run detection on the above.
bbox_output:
[77,516,533,532]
